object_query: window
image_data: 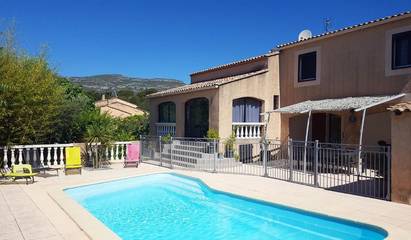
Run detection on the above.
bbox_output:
[273,95,279,110]
[298,51,317,81]
[158,102,176,123]
[232,98,261,123]
[392,30,411,69]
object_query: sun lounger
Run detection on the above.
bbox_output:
[2,164,37,184]
[65,147,82,175]
[124,143,140,168]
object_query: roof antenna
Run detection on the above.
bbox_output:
[324,18,332,32]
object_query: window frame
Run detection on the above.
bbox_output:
[391,30,411,70]
[158,102,176,123]
[298,51,317,82]
[385,25,411,76]
[294,47,321,87]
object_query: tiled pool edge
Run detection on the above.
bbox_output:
[48,188,121,240]
[45,168,411,239]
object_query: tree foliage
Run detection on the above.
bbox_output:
[0,45,64,145]
[0,25,150,146]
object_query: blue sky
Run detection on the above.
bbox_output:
[0,0,410,83]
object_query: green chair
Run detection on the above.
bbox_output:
[2,164,37,184]
[65,147,82,175]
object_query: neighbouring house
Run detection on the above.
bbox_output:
[95,95,146,118]
[270,11,411,204]
[147,53,281,140]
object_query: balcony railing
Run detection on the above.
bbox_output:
[155,122,176,136]
[232,122,265,139]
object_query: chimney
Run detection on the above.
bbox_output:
[102,94,106,101]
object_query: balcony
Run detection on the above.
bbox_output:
[155,122,176,136]
[232,122,264,139]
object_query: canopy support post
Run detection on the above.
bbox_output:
[303,110,312,173]
[357,109,367,175]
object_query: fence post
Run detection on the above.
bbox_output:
[263,140,268,177]
[170,137,174,169]
[314,140,319,187]
[139,136,143,163]
[213,140,217,173]
[159,136,162,167]
[288,138,293,182]
[387,146,391,201]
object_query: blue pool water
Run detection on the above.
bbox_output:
[65,173,387,240]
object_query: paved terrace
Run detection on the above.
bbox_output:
[0,163,410,240]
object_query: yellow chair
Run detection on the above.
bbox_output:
[65,147,82,175]
[3,164,37,184]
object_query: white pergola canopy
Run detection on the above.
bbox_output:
[263,94,405,174]
[268,94,405,114]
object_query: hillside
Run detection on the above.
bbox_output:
[68,74,185,92]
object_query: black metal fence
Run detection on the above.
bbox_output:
[140,136,391,201]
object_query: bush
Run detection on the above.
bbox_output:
[206,129,219,140]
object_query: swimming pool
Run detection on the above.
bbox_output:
[65,173,387,240]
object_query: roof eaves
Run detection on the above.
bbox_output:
[190,54,268,76]
[276,11,411,49]
[148,69,268,98]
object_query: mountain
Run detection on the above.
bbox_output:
[68,74,185,92]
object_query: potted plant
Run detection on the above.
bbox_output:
[224,131,236,158]
[206,129,219,154]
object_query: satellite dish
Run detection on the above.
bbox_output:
[298,30,312,41]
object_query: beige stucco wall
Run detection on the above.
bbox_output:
[391,111,411,204]
[279,17,411,110]
[148,89,219,137]
[191,57,268,83]
[217,53,280,139]
[149,53,280,139]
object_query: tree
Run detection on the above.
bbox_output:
[0,44,64,145]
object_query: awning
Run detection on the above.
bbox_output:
[268,94,405,114]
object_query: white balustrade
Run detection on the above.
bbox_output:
[1,142,133,168]
[1,144,74,168]
[155,122,176,137]
[232,122,265,139]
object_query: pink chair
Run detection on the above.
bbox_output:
[124,143,140,168]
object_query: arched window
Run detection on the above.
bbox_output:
[232,97,262,122]
[158,102,176,123]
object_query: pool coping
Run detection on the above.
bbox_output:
[47,169,410,240]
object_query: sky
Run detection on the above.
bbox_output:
[0,0,410,83]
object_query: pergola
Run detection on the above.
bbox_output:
[263,94,405,173]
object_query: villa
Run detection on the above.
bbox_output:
[3,9,411,240]
[147,53,281,140]
[147,11,411,204]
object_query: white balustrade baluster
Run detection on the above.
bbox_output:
[245,126,249,138]
[239,126,243,138]
[25,149,30,164]
[46,147,52,166]
[115,144,119,160]
[39,148,45,165]
[257,126,261,138]
[3,148,8,168]
[251,126,256,138]
[59,147,64,166]
[236,127,240,138]
[111,146,114,161]
[33,148,37,165]
[11,148,16,165]
[53,147,58,166]
[17,148,23,165]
